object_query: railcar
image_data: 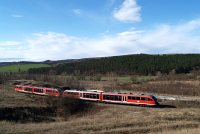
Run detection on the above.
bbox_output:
[15,85,23,92]
[62,90,80,99]
[44,87,60,97]
[15,85,60,97]
[79,90,103,102]
[101,92,159,106]
[126,95,159,106]
[15,85,34,94]
[32,86,60,97]
[102,92,124,104]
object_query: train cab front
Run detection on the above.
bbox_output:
[151,95,160,106]
[53,89,60,97]
[15,85,23,91]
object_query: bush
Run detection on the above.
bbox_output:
[130,76,140,84]
[45,97,94,117]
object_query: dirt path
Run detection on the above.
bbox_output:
[156,94,200,102]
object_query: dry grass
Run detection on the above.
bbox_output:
[0,104,199,134]
[0,81,47,108]
[151,127,200,134]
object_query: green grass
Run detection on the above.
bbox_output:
[76,75,157,83]
[0,64,51,73]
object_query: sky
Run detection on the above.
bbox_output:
[1,0,200,62]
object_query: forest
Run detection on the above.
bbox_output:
[28,54,200,75]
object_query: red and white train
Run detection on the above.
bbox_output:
[15,85,60,97]
[63,90,159,106]
[15,85,159,106]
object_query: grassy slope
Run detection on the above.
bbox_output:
[0,64,50,73]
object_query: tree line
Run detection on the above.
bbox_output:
[28,54,200,75]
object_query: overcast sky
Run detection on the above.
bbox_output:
[1,0,200,61]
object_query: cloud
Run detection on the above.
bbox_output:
[73,9,82,15]
[0,41,20,46]
[12,14,23,18]
[138,19,200,53]
[1,18,200,61]
[113,0,141,23]
[0,58,24,62]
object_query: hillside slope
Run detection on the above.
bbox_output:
[28,54,200,75]
[0,64,50,73]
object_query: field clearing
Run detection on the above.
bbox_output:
[0,81,199,134]
[75,75,158,83]
[0,64,50,73]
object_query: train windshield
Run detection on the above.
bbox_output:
[151,96,159,105]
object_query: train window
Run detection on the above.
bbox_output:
[89,94,93,98]
[114,96,121,101]
[24,88,32,91]
[141,97,145,100]
[136,97,140,100]
[46,90,53,93]
[16,86,22,89]
[132,97,136,100]
[93,94,96,98]
[93,94,97,99]
[97,94,99,99]
[110,96,114,100]
[106,96,110,100]
[128,96,136,100]
[91,94,93,98]
[83,93,86,97]
[103,95,106,99]
[86,94,90,98]
[34,89,43,93]
[84,93,87,97]
[148,98,153,101]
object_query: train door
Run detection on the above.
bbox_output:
[80,93,83,98]
[123,96,127,103]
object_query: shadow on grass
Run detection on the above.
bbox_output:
[156,105,176,108]
[0,97,96,123]
[96,101,176,108]
[0,107,56,123]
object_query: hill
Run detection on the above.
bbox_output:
[28,54,200,75]
[0,63,51,73]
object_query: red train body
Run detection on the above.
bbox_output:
[15,85,60,97]
[15,85,159,106]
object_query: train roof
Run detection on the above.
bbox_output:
[102,92,151,96]
[85,89,104,92]
[16,84,59,90]
[63,90,81,92]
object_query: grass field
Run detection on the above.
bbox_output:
[0,81,199,134]
[0,64,50,73]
